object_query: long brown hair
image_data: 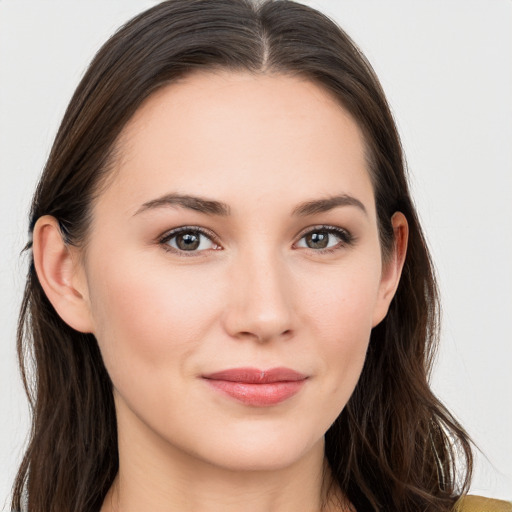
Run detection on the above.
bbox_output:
[12,1,473,511]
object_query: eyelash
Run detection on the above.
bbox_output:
[158,224,355,256]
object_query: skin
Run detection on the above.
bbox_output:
[33,71,408,512]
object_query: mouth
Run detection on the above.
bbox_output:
[201,367,308,407]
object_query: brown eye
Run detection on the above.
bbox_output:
[304,231,329,249]
[176,231,201,251]
[162,228,218,253]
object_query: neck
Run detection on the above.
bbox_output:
[101,406,346,512]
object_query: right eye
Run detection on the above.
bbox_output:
[159,227,221,254]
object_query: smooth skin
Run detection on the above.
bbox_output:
[33,71,408,512]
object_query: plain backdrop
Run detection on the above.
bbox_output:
[1,0,511,507]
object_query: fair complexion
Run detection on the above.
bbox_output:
[33,71,407,512]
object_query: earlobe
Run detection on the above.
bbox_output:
[32,215,94,333]
[372,212,409,327]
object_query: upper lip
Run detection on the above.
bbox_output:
[202,367,307,383]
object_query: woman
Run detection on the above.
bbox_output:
[9,1,511,511]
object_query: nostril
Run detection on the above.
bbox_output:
[234,328,293,343]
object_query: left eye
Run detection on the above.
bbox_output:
[295,228,349,250]
[162,229,218,252]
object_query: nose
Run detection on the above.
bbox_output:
[222,249,295,343]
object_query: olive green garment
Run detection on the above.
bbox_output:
[454,495,512,512]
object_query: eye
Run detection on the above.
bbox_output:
[295,226,353,252]
[159,227,220,254]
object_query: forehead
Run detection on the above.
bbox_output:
[101,70,374,217]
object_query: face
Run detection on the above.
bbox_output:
[78,71,400,472]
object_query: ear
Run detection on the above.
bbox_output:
[32,215,94,333]
[372,212,408,327]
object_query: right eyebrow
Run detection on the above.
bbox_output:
[133,193,231,217]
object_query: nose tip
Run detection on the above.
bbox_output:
[222,259,295,343]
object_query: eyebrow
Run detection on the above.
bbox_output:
[134,193,366,217]
[134,193,231,216]
[292,194,367,217]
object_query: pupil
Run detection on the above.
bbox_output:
[307,232,328,249]
[177,232,200,250]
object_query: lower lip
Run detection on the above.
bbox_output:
[204,379,306,406]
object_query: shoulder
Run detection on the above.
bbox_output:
[454,495,512,512]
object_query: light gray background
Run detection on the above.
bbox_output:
[1,0,511,507]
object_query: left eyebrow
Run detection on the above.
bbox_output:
[292,194,367,217]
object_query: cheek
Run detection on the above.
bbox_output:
[86,251,223,392]
[303,256,381,337]
[300,259,380,401]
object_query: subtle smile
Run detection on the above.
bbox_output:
[202,367,308,406]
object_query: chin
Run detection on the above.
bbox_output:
[181,424,325,473]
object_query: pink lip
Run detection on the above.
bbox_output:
[202,367,307,406]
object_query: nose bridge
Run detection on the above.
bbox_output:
[223,243,294,342]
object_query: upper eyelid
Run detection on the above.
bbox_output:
[294,224,352,240]
[159,225,219,243]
